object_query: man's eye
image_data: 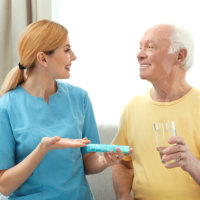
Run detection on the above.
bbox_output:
[65,49,70,52]
[148,46,153,48]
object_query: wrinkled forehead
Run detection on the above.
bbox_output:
[140,25,174,45]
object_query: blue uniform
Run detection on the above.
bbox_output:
[0,81,100,200]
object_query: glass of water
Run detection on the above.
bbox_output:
[154,121,177,163]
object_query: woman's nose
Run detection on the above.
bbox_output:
[70,50,77,61]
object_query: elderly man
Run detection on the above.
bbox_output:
[112,24,200,200]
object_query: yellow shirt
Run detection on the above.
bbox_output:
[113,88,200,200]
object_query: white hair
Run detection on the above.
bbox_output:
[168,25,194,70]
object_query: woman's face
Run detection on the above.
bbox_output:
[46,38,77,79]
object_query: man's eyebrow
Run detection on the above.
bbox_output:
[139,40,155,45]
[147,40,155,43]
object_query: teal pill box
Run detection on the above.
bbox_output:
[86,144,130,154]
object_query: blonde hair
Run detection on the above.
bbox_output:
[0,19,68,96]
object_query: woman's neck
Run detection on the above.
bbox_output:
[21,73,57,103]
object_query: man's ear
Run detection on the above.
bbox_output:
[36,52,48,67]
[176,48,187,65]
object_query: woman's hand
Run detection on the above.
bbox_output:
[0,136,91,196]
[83,148,133,174]
[40,136,91,152]
[103,148,133,167]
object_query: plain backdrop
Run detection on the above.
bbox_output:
[52,0,200,124]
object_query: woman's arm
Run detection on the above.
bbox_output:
[83,152,108,174]
[0,136,90,196]
[0,142,48,196]
[83,148,133,174]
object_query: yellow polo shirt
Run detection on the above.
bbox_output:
[113,88,200,200]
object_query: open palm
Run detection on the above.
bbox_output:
[41,136,91,150]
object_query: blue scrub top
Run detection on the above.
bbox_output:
[0,81,100,200]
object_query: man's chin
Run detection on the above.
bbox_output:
[139,74,147,80]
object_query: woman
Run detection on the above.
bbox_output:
[0,20,124,200]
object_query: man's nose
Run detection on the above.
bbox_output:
[137,50,147,61]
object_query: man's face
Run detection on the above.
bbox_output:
[137,25,176,83]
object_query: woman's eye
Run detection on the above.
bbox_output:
[65,49,70,53]
[148,46,153,49]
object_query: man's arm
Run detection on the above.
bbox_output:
[112,159,134,200]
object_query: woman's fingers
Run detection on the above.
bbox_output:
[41,136,60,144]
[104,152,118,165]
[55,138,90,148]
[127,148,133,156]
[103,148,125,166]
[115,148,124,159]
[80,138,91,144]
[50,136,61,144]
[41,137,91,149]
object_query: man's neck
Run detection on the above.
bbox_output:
[151,81,192,102]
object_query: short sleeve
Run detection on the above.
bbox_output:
[81,92,100,154]
[0,107,15,169]
[112,107,132,161]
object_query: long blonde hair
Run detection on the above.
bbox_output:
[0,19,68,96]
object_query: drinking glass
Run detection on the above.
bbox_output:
[154,121,177,163]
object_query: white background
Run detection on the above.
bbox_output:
[52,0,200,124]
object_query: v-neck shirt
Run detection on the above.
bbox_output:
[0,81,100,200]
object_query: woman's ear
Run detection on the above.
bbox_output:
[36,52,48,67]
[176,48,187,65]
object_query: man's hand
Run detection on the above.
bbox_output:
[162,136,198,172]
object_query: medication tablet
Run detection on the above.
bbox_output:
[86,144,130,154]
